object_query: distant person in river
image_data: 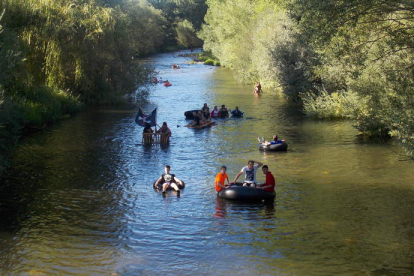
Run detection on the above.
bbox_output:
[154,165,184,194]
[157,122,171,143]
[256,165,275,192]
[215,166,230,192]
[210,106,219,117]
[254,82,262,94]
[231,106,243,117]
[232,160,263,187]
[262,135,285,145]
[152,77,158,83]
[201,103,210,119]
[219,105,229,118]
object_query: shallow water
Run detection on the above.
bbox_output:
[1,50,414,275]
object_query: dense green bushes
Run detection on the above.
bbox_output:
[200,0,414,158]
[0,0,169,172]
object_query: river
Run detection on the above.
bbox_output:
[1,50,414,275]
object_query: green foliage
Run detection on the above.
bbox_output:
[175,20,203,48]
[291,0,414,157]
[203,59,214,65]
[201,0,414,157]
[301,90,362,119]
[0,0,166,104]
[214,61,220,66]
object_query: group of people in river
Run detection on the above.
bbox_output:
[153,160,275,196]
[185,103,244,128]
[152,77,172,86]
[143,122,172,144]
[215,160,275,193]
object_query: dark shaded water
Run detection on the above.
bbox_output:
[1,51,414,275]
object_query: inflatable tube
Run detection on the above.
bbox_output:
[163,82,172,87]
[153,180,185,191]
[259,141,288,151]
[184,110,200,119]
[217,183,275,201]
[231,113,243,118]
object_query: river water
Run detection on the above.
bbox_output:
[1,51,414,275]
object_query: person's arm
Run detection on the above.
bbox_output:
[232,171,243,183]
[174,177,183,185]
[253,160,263,169]
[226,176,230,185]
[217,180,226,189]
[154,176,163,185]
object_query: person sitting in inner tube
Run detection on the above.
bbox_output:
[201,103,210,119]
[231,160,263,187]
[152,77,158,83]
[215,165,230,192]
[210,106,219,118]
[218,105,229,118]
[231,106,243,117]
[263,135,285,145]
[256,165,275,192]
[154,165,183,194]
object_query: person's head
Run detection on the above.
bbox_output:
[247,160,254,169]
[162,122,167,127]
[203,103,208,107]
[214,106,218,110]
[235,106,239,110]
[273,135,278,141]
[145,122,151,128]
[221,105,225,109]
[262,165,269,174]
[220,165,227,173]
[165,165,170,174]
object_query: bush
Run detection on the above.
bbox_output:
[302,90,362,119]
[204,59,215,65]
[214,61,221,66]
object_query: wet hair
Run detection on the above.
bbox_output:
[262,165,268,169]
[221,105,225,107]
[165,165,170,169]
[221,165,227,170]
[162,122,167,126]
[248,160,254,164]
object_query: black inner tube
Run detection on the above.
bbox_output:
[217,183,275,201]
[153,180,185,190]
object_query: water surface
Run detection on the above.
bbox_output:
[1,50,414,275]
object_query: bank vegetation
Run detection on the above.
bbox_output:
[200,0,414,158]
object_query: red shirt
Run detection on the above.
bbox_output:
[264,172,275,192]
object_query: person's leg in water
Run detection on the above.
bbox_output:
[170,183,180,194]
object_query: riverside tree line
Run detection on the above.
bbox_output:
[0,0,204,171]
[1,0,413,172]
[200,0,414,158]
